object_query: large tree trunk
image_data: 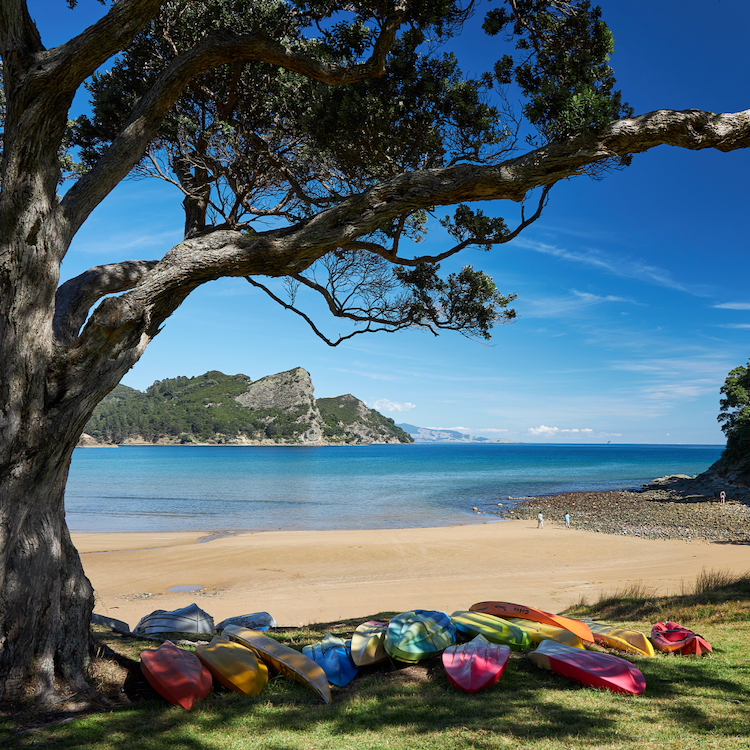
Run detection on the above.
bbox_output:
[0,445,94,704]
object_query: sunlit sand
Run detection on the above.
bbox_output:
[74,521,750,629]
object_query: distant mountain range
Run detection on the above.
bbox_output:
[80,368,412,447]
[396,424,518,444]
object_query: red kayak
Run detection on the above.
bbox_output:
[650,622,713,656]
[442,635,510,693]
[470,601,594,644]
[529,639,646,696]
[141,640,213,709]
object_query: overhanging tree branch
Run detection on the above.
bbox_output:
[59,5,409,246]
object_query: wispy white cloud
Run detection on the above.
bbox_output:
[719,324,750,329]
[514,237,708,295]
[714,302,750,310]
[527,425,594,436]
[368,398,417,413]
[571,290,640,305]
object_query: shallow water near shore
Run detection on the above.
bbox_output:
[64,443,724,533]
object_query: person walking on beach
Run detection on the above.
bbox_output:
[720,490,726,504]
[564,512,571,529]
[537,512,544,529]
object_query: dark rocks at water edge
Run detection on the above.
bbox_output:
[494,474,750,543]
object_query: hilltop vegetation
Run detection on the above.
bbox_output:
[82,369,412,446]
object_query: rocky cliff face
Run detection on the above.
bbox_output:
[234,367,323,443]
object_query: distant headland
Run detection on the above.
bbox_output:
[78,367,412,447]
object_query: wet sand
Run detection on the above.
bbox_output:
[74,519,750,630]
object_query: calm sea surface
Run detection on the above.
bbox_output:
[64,443,724,533]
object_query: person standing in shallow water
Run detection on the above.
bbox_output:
[537,512,544,529]
[564,512,571,529]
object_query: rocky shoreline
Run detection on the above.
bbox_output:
[494,474,750,543]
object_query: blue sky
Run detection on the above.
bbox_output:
[31,0,749,444]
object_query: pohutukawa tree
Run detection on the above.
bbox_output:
[0,0,748,703]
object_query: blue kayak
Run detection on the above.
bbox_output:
[302,634,358,687]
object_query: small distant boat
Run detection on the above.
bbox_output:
[384,610,457,664]
[135,603,215,637]
[585,620,655,657]
[528,639,646,696]
[506,618,586,649]
[223,625,331,703]
[469,601,593,643]
[350,621,389,666]
[442,635,510,693]
[216,612,276,632]
[650,621,712,656]
[140,640,213,709]
[450,610,532,650]
[303,634,358,687]
[195,635,269,696]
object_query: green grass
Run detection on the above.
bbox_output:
[4,574,750,749]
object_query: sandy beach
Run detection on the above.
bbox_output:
[75,518,750,630]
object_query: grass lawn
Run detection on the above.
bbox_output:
[3,569,749,749]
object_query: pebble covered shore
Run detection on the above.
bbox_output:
[492,474,750,543]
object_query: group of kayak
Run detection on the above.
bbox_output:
[127,600,712,710]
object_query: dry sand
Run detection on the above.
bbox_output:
[74,520,750,630]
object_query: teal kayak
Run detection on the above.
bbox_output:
[384,610,456,663]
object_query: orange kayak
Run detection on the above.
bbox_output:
[140,640,212,710]
[469,601,593,644]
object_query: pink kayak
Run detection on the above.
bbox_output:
[528,639,646,696]
[141,640,213,709]
[651,621,712,656]
[442,635,510,693]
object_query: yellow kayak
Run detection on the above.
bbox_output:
[506,618,585,649]
[350,621,388,666]
[585,621,655,657]
[223,626,331,704]
[195,635,269,696]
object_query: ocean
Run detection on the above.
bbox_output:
[64,443,724,533]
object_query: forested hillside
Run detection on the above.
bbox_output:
[82,369,412,446]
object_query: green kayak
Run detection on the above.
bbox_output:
[450,610,533,650]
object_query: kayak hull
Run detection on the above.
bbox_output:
[442,635,510,693]
[223,625,332,703]
[384,610,457,663]
[140,640,213,709]
[350,621,389,666]
[506,618,585,649]
[450,610,532,650]
[470,601,593,643]
[196,635,269,696]
[529,639,646,696]
[303,634,358,687]
[651,621,712,656]
[586,621,655,657]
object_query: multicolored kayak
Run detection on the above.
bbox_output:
[350,621,389,666]
[384,610,457,663]
[651,622,712,656]
[529,639,646,696]
[506,618,585,649]
[195,635,269,696]
[303,634,359,687]
[450,610,532,650]
[223,626,331,703]
[140,640,213,709]
[470,601,593,643]
[585,620,655,657]
[442,635,510,693]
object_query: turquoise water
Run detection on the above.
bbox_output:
[64,443,724,533]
